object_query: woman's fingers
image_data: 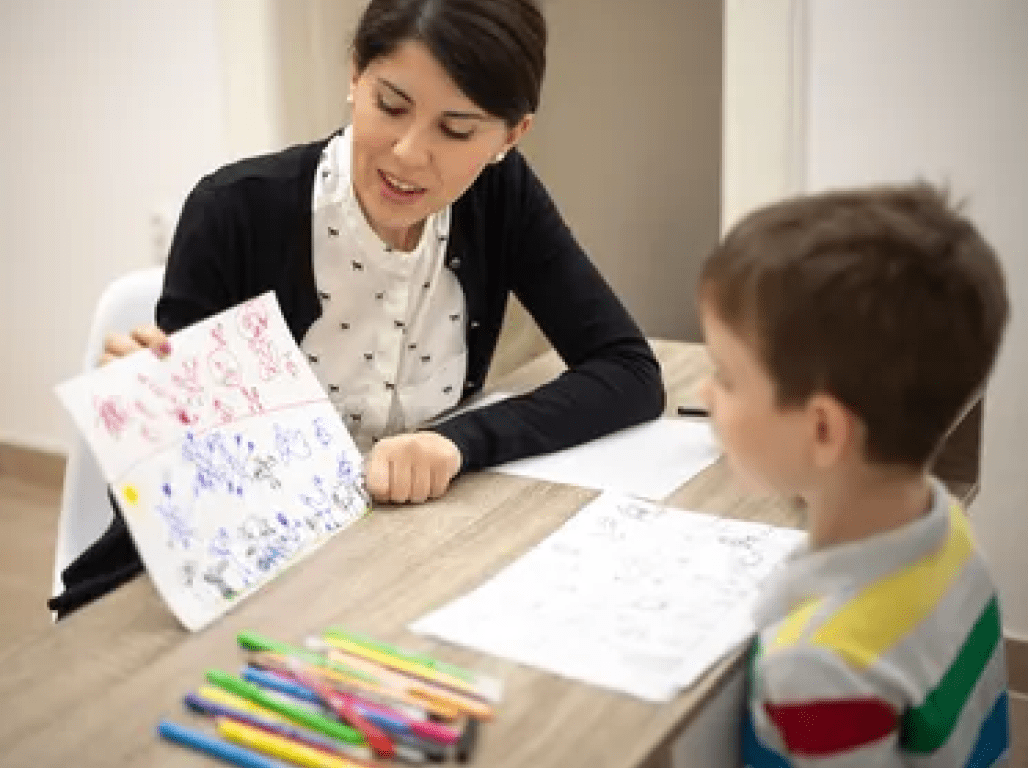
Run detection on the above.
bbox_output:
[365,432,462,504]
[99,324,170,367]
[131,324,171,355]
[365,452,392,502]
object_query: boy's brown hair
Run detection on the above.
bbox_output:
[699,183,1009,468]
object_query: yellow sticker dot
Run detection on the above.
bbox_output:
[123,485,139,505]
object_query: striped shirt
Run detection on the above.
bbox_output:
[744,478,1009,768]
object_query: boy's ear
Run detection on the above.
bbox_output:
[808,393,856,469]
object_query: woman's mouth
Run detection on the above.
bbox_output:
[378,170,427,202]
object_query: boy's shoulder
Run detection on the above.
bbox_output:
[752,491,1006,753]
[760,495,998,667]
[749,509,1007,765]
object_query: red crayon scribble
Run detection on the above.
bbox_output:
[207,348,241,387]
[282,351,300,378]
[239,385,264,414]
[137,373,171,401]
[211,322,228,349]
[171,357,202,394]
[237,300,269,341]
[172,407,200,426]
[139,423,161,443]
[250,337,280,381]
[135,399,158,419]
[95,396,131,438]
[212,398,234,424]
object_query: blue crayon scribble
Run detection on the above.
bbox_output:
[274,423,312,465]
[156,496,195,550]
[181,430,255,498]
[312,417,334,447]
[298,475,341,532]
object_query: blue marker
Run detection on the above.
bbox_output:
[241,666,321,705]
[157,720,288,768]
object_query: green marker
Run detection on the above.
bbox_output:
[236,631,378,685]
[205,669,363,746]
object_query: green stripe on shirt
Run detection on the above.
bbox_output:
[901,596,1002,753]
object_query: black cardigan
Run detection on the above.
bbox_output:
[157,135,665,471]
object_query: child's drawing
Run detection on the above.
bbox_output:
[56,293,369,631]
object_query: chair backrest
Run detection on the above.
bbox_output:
[52,266,165,599]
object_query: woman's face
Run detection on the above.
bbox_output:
[350,40,531,249]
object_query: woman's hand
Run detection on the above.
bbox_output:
[365,432,463,504]
[100,323,171,366]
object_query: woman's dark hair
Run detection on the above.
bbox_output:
[353,0,546,127]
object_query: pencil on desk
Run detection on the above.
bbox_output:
[676,405,709,417]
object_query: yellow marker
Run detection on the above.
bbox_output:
[216,718,366,768]
[197,685,289,724]
[320,635,488,706]
[122,485,139,505]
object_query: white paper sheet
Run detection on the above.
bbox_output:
[56,293,368,631]
[412,492,804,701]
[493,417,722,500]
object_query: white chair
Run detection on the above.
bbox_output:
[51,266,165,601]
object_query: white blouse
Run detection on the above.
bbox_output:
[303,128,467,453]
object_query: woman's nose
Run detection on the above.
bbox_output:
[393,125,431,167]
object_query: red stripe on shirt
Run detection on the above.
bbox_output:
[764,697,898,756]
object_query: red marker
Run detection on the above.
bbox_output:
[288,663,395,759]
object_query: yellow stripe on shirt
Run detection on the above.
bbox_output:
[810,504,973,669]
[772,598,821,651]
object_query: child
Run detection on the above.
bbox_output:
[697,184,1011,767]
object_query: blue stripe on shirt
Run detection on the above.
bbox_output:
[964,690,1009,768]
[742,707,792,768]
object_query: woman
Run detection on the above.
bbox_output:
[51,0,663,616]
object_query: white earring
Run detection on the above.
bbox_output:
[494,151,506,164]
[346,93,354,104]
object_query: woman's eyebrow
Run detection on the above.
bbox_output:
[377,78,491,121]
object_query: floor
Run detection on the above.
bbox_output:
[2,472,1027,766]
[0,475,63,649]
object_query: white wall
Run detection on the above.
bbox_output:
[721,0,806,233]
[0,0,284,454]
[725,0,1028,636]
[521,0,723,343]
[806,0,1028,638]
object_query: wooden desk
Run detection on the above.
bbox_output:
[0,341,977,768]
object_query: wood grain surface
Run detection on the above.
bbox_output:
[0,341,977,768]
